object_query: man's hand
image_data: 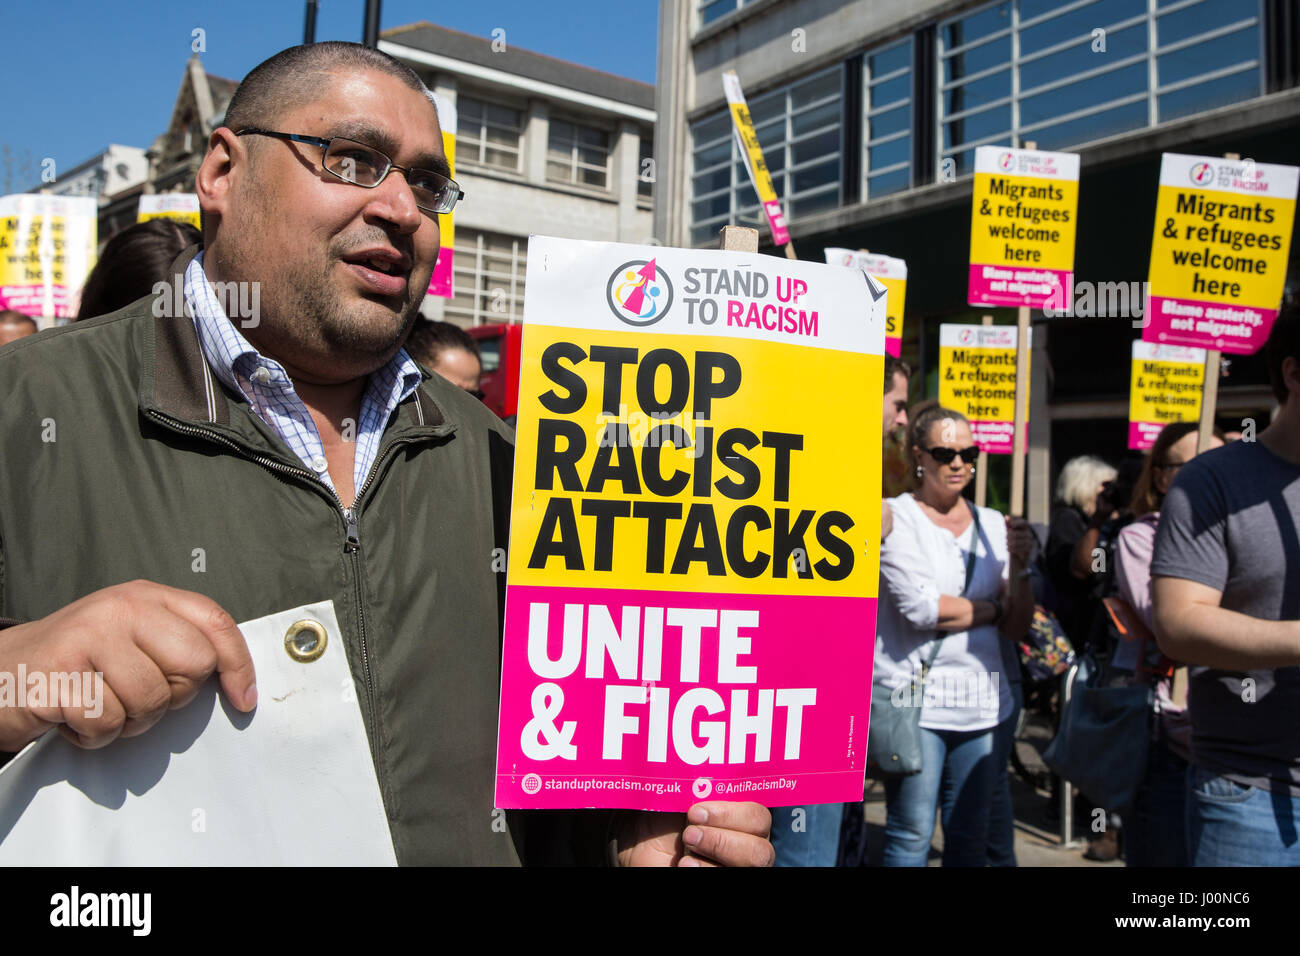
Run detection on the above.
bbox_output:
[0,580,256,753]
[616,801,773,867]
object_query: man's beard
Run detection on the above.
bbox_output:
[280,250,420,362]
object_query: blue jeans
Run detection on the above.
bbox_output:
[769,803,843,867]
[1187,766,1300,866]
[1125,734,1188,867]
[883,725,999,867]
[986,681,1023,866]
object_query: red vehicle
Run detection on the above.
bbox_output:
[467,322,523,422]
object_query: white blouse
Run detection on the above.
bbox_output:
[874,493,1012,731]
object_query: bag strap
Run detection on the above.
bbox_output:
[922,501,983,674]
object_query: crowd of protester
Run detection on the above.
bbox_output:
[0,40,1295,867]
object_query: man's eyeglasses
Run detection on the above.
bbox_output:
[236,129,464,214]
[924,445,980,465]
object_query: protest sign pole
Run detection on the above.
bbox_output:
[975,314,993,508]
[1194,152,1238,453]
[719,224,759,252]
[1008,140,1038,520]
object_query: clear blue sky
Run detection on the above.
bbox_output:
[0,0,659,189]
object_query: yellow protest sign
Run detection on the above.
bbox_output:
[1128,340,1205,450]
[0,193,97,318]
[722,72,790,247]
[938,323,1030,454]
[968,146,1079,310]
[427,91,456,298]
[137,194,201,229]
[1144,153,1298,354]
[824,247,905,357]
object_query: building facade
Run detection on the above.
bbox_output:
[655,0,1300,520]
[381,22,656,328]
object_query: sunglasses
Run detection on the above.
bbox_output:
[923,446,980,465]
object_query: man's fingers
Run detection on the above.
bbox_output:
[680,802,774,867]
[687,801,772,837]
[157,586,255,711]
[61,684,128,750]
[682,823,775,867]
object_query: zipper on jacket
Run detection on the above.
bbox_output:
[145,409,377,704]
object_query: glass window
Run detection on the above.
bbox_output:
[458,95,523,172]
[1158,68,1261,122]
[1019,0,1146,56]
[1028,99,1148,151]
[1157,26,1258,87]
[1018,24,1147,92]
[688,66,842,242]
[1020,62,1146,126]
[547,119,610,189]
[943,35,1012,82]
[868,167,911,198]
[1157,0,1250,46]
[447,228,527,326]
[865,38,913,202]
[638,135,654,200]
[938,0,1262,172]
[941,2,1011,50]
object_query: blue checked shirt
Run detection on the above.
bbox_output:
[184,252,423,507]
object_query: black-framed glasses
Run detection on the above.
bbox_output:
[1155,460,1186,472]
[924,445,980,465]
[236,129,464,214]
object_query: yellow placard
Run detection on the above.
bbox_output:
[968,174,1079,272]
[508,324,879,598]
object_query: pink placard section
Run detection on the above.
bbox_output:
[885,335,901,358]
[427,247,454,299]
[968,263,1071,310]
[1143,295,1276,355]
[972,420,1025,455]
[495,584,875,811]
[1129,421,1164,451]
[762,199,791,247]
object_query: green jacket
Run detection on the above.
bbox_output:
[0,247,608,864]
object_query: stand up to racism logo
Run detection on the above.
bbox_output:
[606,258,674,327]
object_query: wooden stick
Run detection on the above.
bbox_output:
[1009,141,1036,519]
[975,314,993,508]
[782,242,798,260]
[718,225,759,252]
[1010,305,1030,518]
[1196,152,1238,453]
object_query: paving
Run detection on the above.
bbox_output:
[854,704,1126,867]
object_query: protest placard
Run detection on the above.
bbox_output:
[137,193,201,229]
[825,247,905,357]
[968,146,1079,310]
[1128,340,1206,450]
[0,193,96,319]
[723,72,793,255]
[938,323,1030,455]
[426,91,457,298]
[1143,153,1298,354]
[495,236,884,811]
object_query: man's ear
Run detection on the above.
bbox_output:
[196,128,242,221]
[1284,355,1300,404]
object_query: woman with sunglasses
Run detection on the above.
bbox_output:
[874,404,1035,866]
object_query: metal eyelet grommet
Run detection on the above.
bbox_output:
[284,620,328,663]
